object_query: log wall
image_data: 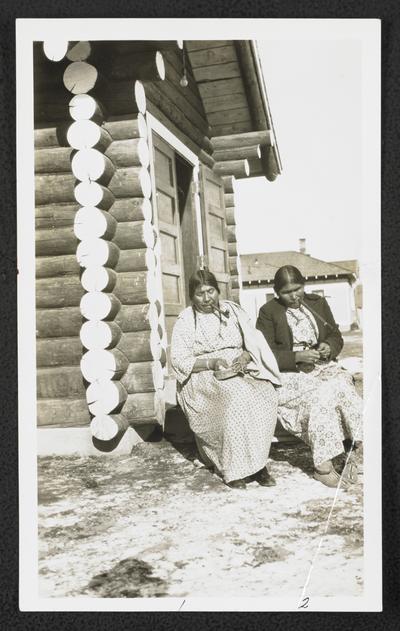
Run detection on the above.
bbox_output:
[221,175,242,304]
[34,40,244,443]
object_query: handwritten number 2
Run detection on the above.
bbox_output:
[299,597,309,609]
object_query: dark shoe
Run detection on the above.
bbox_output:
[226,478,247,489]
[254,467,276,487]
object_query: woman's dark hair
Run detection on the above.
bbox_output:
[188,269,220,300]
[273,265,306,293]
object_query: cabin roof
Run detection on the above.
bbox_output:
[241,251,356,283]
[186,40,282,181]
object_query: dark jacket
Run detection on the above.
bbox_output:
[256,293,343,372]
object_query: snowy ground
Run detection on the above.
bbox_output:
[37,331,363,602]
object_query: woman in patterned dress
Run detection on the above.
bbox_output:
[256,265,363,488]
[170,269,281,490]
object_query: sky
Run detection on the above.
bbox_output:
[234,39,363,263]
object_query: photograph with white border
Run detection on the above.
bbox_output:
[17,17,381,612]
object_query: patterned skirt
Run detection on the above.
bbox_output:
[177,348,278,483]
[277,362,362,467]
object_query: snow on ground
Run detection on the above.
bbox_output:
[37,331,363,601]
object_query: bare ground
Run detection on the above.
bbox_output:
[37,331,363,602]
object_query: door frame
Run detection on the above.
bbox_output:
[146,112,206,382]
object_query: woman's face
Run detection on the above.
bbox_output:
[277,282,305,308]
[192,283,219,313]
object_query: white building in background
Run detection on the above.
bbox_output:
[240,242,360,331]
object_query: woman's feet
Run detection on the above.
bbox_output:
[226,478,247,489]
[254,467,276,487]
[314,459,358,488]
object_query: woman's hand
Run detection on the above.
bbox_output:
[317,342,331,360]
[214,358,230,371]
[295,349,321,365]
[231,351,251,373]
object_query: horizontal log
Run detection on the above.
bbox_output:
[118,330,161,363]
[120,360,164,394]
[35,147,74,173]
[113,220,155,250]
[224,194,235,207]
[103,113,148,141]
[231,276,241,290]
[143,82,212,154]
[43,39,69,62]
[80,319,122,350]
[63,61,99,95]
[211,130,274,151]
[145,99,202,157]
[122,391,165,424]
[36,276,84,308]
[37,398,90,427]
[37,365,86,399]
[76,238,120,269]
[34,124,70,149]
[90,413,129,441]
[213,144,261,162]
[36,254,80,278]
[229,255,239,275]
[36,307,82,338]
[35,202,78,229]
[228,242,238,257]
[86,380,128,416]
[114,303,159,333]
[71,149,115,186]
[95,79,147,117]
[105,138,149,168]
[108,197,152,222]
[214,159,249,178]
[226,224,237,243]
[81,347,129,383]
[81,267,117,293]
[225,206,236,226]
[111,41,181,55]
[74,207,117,241]
[67,120,112,152]
[36,336,83,367]
[66,41,92,62]
[108,166,152,199]
[115,248,156,273]
[157,78,210,137]
[74,181,115,210]
[80,292,121,321]
[105,50,165,82]
[114,270,157,305]
[198,149,214,169]
[36,226,78,256]
[231,288,240,304]
[221,175,236,194]
[69,93,104,123]
[35,173,75,205]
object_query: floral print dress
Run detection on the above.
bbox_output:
[171,302,278,483]
[278,305,362,467]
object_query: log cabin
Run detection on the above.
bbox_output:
[34,39,282,455]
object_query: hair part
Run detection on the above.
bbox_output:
[188,269,220,300]
[273,265,306,293]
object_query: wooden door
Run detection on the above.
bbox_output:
[200,165,231,298]
[152,134,186,343]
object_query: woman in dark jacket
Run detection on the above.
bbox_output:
[256,265,362,488]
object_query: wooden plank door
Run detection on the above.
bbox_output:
[152,134,186,344]
[200,165,231,298]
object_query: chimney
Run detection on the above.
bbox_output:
[299,238,306,254]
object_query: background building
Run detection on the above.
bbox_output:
[240,240,359,330]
